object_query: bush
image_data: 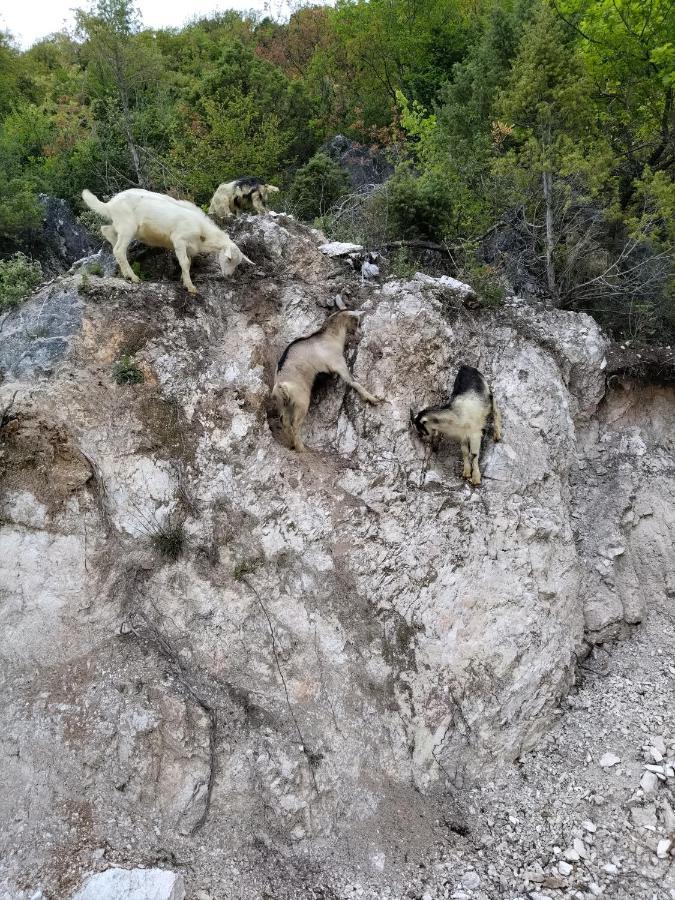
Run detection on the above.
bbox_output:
[287,152,350,222]
[0,252,43,311]
[151,519,187,560]
[386,170,457,243]
[113,354,144,385]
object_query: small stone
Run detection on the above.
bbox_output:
[564,848,580,862]
[92,849,105,860]
[422,893,433,900]
[599,753,620,768]
[558,861,573,877]
[630,804,657,828]
[290,824,306,841]
[461,871,480,890]
[640,771,659,795]
[657,839,672,859]
[588,884,603,897]
[602,864,618,875]
[573,837,588,858]
[663,800,675,832]
[582,820,597,833]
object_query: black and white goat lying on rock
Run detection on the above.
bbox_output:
[412,365,502,486]
[272,311,382,452]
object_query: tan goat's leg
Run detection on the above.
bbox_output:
[331,359,382,404]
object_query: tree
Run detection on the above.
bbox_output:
[497,1,595,295]
[76,0,166,188]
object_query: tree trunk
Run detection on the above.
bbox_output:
[542,168,556,297]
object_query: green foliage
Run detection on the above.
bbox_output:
[113,353,144,384]
[385,169,457,243]
[462,263,507,308]
[0,252,43,310]
[287,152,350,222]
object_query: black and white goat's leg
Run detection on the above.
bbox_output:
[469,431,483,486]
[491,393,502,442]
[461,438,472,480]
[330,359,382,405]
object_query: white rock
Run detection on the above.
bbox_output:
[573,837,588,858]
[598,752,620,768]
[602,864,618,875]
[461,870,480,890]
[318,241,363,257]
[71,868,185,900]
[640,771,659,795]
[582,820,597,833]
[657,838,672,859]
[564,848,581,862]
[558,861,573,876]
[588,883,603,896]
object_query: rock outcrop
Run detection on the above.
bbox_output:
[0,214,673,898]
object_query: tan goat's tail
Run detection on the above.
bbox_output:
[82,189,111,219]
[272,383,293,427]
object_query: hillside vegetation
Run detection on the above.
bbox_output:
[0,0,673,337]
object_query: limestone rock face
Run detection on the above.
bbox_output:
[72,868,185,900]
[0,214,673,896]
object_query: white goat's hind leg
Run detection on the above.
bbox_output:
[112,231,140,283]
[173,240,197,294]
[331,359,382,404]
[461,438,471,479]
[101,224,117,247]
[469,432,482,486]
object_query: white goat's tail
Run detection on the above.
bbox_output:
[82,189,111,219]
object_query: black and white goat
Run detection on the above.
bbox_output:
[209,178,280,219]
[272,311,381,452]
[412,365,502,485]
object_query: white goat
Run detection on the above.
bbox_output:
[272,311,382,452]
[412,365,502,485]
[82,188,253,294]
[209,178,280,219]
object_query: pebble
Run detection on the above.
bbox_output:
[656,838,672,859]
[573,837,588,858]
[588,883,603,896]
[640,771,659,795]
[581,820,597,833]
[461,871,480,890]
[564,848,580,862]
[598,753,620,768]
[558,861,573,877]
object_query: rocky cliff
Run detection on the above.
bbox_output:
[0,215,673,899]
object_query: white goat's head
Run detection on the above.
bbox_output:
[218,238,254,276]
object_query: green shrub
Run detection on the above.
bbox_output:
[113,354,144,385]
[287,153,350,222]
[463,263,507,308]
[0,252,43,311]
[386,170,457,243]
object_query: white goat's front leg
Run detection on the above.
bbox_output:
[101,224,117,247]
[173,240,197,294]
[461,438,471,479]
[469,431,482,486]
[112,230,140,283]
[330,359,382,405]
